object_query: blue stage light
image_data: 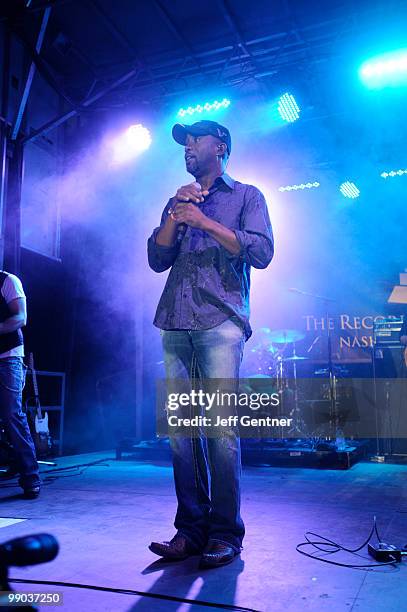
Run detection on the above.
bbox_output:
[278,182,320,192]
[177,98,231,119]
[277,93,300,123]
[340,181,360,199]
[359,49,407,88]
[381,168,407,178]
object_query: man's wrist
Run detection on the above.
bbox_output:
[200,216,215,232]
[165,215,178,228]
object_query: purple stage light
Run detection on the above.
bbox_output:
[112,124,152,164]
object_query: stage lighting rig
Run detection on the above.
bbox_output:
[381,168,407,178]
[177,98,230,119]
[339,181,360,199]
[359,49,407,88]
[278,182,320,192]
[277,93,300,123]
[111,124,152,164]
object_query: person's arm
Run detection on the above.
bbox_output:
[147,199,180,273]
[0,298,27,335]
[232,186,274,269]
[173,186,274,267]
[200,218,241,255]
[155,210,179,247]
[171,201,241,254]
[148,183,210,272]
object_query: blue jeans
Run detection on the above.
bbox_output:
[161,318,245,552]
[0,357,40,489]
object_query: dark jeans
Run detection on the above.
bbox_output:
[161,318,245,552]
[0,357,40,489]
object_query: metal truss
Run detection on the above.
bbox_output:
[96,17,352,107]
[3,1,359,138]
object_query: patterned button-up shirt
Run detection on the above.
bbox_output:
[147,173,274,341]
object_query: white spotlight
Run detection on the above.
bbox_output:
[112,124,152,164]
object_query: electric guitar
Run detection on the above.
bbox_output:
[26,353,52,457]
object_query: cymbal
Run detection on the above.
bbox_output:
[250,327,279,352]
[250,345,278,354]
[282,355,309,362]
[267,329,305,344]
[245,374,274,378]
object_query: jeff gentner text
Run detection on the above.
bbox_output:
[167,415,293,428]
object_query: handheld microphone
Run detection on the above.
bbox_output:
[176,181,203,240]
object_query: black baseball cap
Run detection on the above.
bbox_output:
[172,120,231,154]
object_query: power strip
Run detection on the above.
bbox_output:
[368,543,403,563]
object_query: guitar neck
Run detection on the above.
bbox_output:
[29,353,42,418]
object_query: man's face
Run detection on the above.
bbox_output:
[184,133,221,176]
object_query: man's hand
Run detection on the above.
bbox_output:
[171,201,209,229]
[174,182,209,204]
[155,182,209,245]
[160,180,240,255]
[171,202,241,255]
[168,181,210,229]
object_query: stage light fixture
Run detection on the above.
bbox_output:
[381,168,407,178]
[277,93,300,123]
[340,181,360,199]
[278,182,320,192]
[125,124,152,151]
[112,124,152,164]
[359,49,407,87]
[177,98,231,118]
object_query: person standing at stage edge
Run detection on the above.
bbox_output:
[147,120,274,568]
[0,271,40,499]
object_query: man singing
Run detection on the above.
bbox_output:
[147,120,273,568]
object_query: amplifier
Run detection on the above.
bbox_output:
[373,316,403,347]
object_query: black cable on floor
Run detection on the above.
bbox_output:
[42,461,111,484]
[10,578,261,612]
[0,458,111,489]
[296,517,400,569]
[39,458,112,475]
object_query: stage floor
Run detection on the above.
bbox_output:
[0,452,406,611]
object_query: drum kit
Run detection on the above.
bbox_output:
[245,327,309,436]
[244,322,350,446]
[240,289,348,449]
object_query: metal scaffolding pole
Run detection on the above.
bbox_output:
[21,65,141,144]
[11,6,52,140]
